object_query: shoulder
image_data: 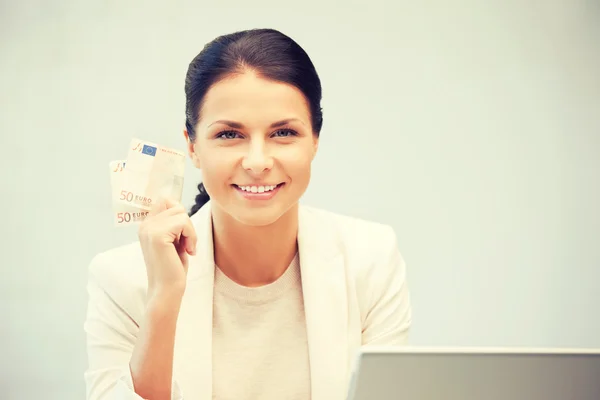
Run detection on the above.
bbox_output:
[300,205,398,254]
[87,241,148,320]
[300,206,411,341]
[89,241,147,287]
[299,205,402,277]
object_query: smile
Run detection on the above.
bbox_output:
[235,184,281,193]
[233,183,285,200]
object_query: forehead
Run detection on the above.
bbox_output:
[200,72,311,126]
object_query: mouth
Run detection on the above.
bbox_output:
[232,182,285,200]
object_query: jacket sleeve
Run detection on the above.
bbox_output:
[360,226,412,346]
[83,254,183,400]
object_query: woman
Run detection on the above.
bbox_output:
[84,28,412,400]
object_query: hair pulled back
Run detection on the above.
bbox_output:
[185,28,323,216]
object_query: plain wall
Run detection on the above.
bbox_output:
[1,0,598,398]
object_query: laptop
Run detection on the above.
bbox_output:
[346,346,600,400]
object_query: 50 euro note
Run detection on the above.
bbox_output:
[109,160,149,226]
[117,138,186,211]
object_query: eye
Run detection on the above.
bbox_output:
[216,130,242,140]
[272,129,298,138]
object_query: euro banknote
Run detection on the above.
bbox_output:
[117,138,185,211]
[109,160,149,226]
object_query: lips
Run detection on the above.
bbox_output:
[234,183,282,193]
[233,183,285,200]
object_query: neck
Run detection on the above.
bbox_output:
[211,204,299,287]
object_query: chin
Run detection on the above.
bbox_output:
[232,208,287,227]
[227,202,296,227]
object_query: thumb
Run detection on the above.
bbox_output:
[164,197,180,210]
[148,197,169,217]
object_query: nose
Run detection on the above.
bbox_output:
[241,141,273,174]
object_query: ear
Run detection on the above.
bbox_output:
[184,129,202,169]
[311,135,319,160]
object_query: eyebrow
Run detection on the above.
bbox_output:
[208,118,305,129]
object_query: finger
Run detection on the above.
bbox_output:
[160,203,187,217]
[177,242,189,269]
[172,233,189,268]
[176,214,197,255]
[163,213,197,255]
[148,197,168,217]
[164,198,179,210]
[178,236,195,257]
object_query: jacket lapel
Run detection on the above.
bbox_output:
[298,206,349,400]
[173,203,214,399]
[172,204,350,399]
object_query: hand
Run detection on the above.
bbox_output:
[138,198,197,299]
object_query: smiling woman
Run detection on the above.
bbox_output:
[188,71,318,228]
[183,32,322,225]
[84,28,412,400]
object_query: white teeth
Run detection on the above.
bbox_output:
[238,184,278,192]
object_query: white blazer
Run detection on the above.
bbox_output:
[84,202,412,400]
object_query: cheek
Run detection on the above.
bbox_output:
[280,146,314,182]
[198,150,236,189]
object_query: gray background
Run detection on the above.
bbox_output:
[1,0,599,398]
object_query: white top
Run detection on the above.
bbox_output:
[83,203,412,400]
[212,254,311,399]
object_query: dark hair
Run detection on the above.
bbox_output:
[185,28,324,216]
